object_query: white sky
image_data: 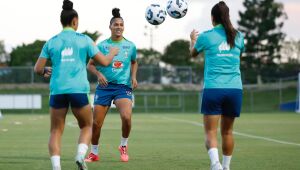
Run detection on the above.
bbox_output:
[0,0,299,53]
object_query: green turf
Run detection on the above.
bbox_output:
[0,113,300,170]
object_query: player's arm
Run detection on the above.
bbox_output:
[87,59,108,86]
[34,58,52,78]
[93,47,119,66]
[131,60,138,89]
[189,29,200,58]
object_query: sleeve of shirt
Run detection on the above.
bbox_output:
[86,36,99,58]
[194,33,206,53]
[131,44,137,61]
[39,41,50,59]
[97,43,104,53]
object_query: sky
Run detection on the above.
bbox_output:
[0,0,299,53]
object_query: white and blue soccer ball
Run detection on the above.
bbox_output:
[145,4,167,25]
[166,0,188,19]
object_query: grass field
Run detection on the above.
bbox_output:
[0,113,300,170]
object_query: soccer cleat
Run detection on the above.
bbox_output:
[223,167,230,170]
[75,155,88,170]
[118,145,129,162]
[210,162,223,170]
[84,153,99,162]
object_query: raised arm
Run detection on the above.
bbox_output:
[93,47,119,66]
[189,29,200,58]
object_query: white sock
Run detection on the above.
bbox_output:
[91,144,99,155]
[222,155,232,169]
[76,143,88,159]
[208,148,220,165]
[50,155,61,170]
[120,137,128,146]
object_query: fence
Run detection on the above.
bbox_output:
[0,66,203,84]
[0,67,298,113]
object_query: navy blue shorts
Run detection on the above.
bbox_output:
[49,93,90,109]
[94,83,132,106]
[201,88,242,117]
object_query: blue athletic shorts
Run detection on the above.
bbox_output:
[94,83,132,106]
[201,88,242,117]
[49,93,90,109]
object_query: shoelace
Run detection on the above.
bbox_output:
[121,147,127,154]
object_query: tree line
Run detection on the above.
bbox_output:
[0,0,299,84]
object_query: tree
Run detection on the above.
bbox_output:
[10,40,46,66]
[0,40,10,65]
[238,0,287,75]
[161,39,191,66]
[137,48,161,66]
[82,31,102,42]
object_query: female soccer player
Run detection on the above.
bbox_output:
[189,1,244,170]
[85,8,138,163]
[34,1,118,170]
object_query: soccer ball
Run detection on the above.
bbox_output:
[166,0,188,19]
[145,4,167,25]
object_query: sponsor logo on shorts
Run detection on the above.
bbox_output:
[126,91,132,96]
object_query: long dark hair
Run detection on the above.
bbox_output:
[60,0,78,27]
[211,1,237,48]
[110,8,123,25]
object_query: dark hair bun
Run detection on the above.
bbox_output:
[112,8,121,18]
[63,0,73,10]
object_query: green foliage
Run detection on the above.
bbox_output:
[9,40,46,66]
[82,30,102,42]
[238,0,287,74]
[9,30,101,66]
[137,48,162,66]
[161,39,191,66]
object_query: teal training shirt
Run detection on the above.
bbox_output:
[194,25,244,89]
[96,38,137,87]
[39,28,99,95]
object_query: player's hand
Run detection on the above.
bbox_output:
[109,47,119,56]
[43,67,52,78]
[190,29,199,41]
[97,73,108,87]
[131,78,138,89]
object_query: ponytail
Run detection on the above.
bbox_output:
[211,1,237,48]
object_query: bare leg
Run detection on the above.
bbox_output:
[220,115,235,155]
[48,107,68,156]
[71,105,93,145]
[115,98,132,138]
[203,115,220,150]
[91,105,110,145]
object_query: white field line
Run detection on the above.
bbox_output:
[159,116,300,147]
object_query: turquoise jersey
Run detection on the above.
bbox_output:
[194,25,244,89]
[39,28,99,95]
[96,38,137,87]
